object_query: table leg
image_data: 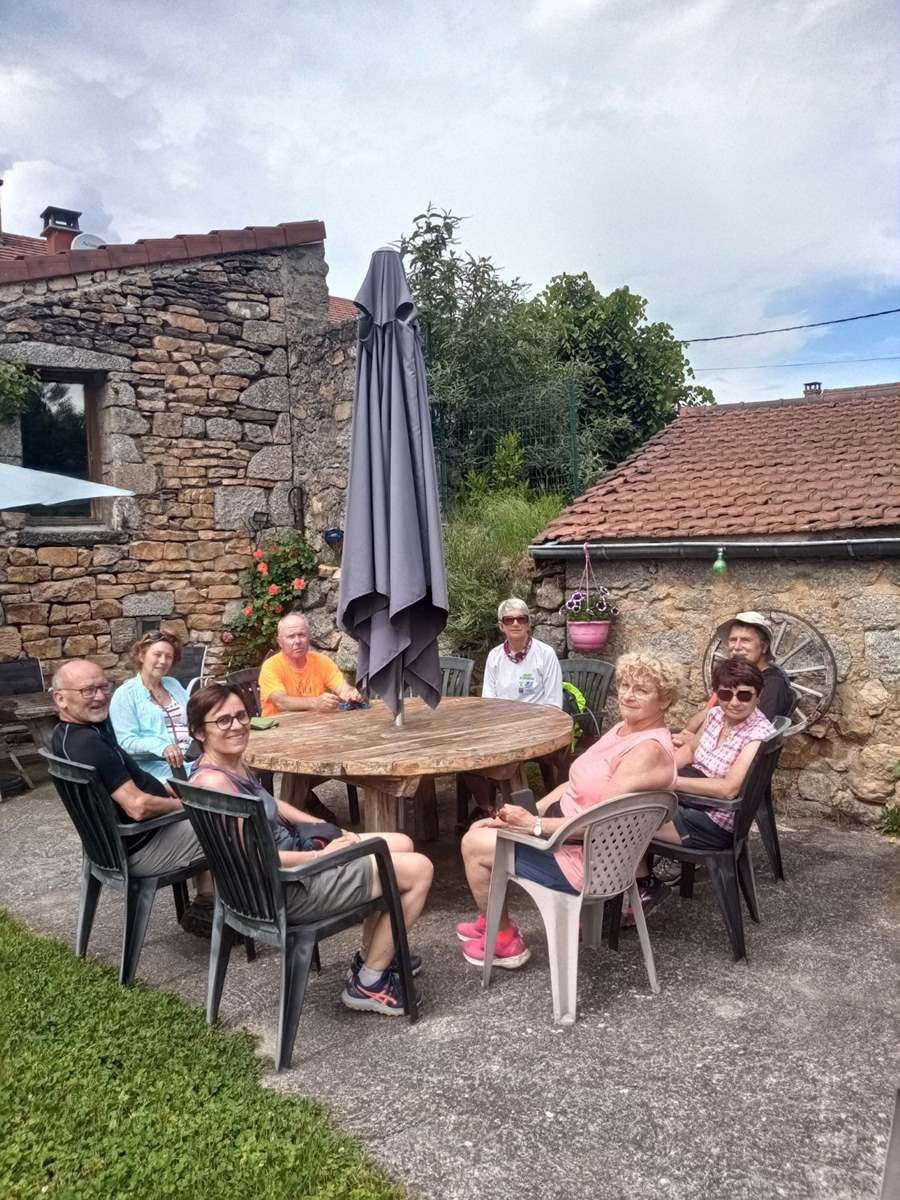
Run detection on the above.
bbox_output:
[362,787,400,833]
[278,772,309,810]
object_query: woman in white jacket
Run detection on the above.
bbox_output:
[109,631,192,782]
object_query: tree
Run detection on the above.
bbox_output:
[535,273,714,475]
[399,207,715,497]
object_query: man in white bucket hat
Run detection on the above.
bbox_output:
[680,610,793,738]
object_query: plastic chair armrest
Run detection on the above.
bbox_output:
[117,809,188,836]
[676,790,741,813]
[277,837,388,882]
[495,828,555,852]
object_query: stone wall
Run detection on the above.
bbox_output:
[0,242,356,677]
[530,555,900,823]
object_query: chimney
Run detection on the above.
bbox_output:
[40,205,82,254]
[804,381,822,396]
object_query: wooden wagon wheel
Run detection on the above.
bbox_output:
[702,609,837,726]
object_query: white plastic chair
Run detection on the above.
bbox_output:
[482,790,676,1025]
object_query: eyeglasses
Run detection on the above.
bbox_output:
[716,687,757,703]
[501,616,529,626]
[204,710,251,731]
[57,683,113,699]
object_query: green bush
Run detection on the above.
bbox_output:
[0,910,403,1200]
[443,489,564,660]
[223,530,318,669]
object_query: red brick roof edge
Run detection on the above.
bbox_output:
[534,383,900,545]
[0,220,326,285]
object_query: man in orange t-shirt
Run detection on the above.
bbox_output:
[258,612,363,820]
[259,612,361,718]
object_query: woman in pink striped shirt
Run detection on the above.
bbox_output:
[656,656,776,852]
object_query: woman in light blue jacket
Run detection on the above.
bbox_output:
[109,631,192,782]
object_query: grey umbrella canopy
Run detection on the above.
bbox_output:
[337,248,448,719]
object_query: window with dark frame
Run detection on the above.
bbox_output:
[19,372,103,523]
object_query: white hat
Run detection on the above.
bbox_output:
[716,611,774,644]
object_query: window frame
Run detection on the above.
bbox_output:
[21,369,105,527]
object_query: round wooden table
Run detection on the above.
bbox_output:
[244,696,573,832]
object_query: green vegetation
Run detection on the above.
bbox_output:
[224,530,318,669]
[876,802,900,838]
[444,488,564,660]
[0,359,42,422]
[401,205,713,498]
[0,911,403,1200]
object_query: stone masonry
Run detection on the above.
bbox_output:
[530,556,900,824]
[0,236,356,677]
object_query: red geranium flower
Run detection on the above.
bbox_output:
[256,561,269,576]
[267,584,279,596]
[253,548,265,559]
[221,631,234,644]
[274,604,283,614]
[243,605,253,616]
[292,577,306,591]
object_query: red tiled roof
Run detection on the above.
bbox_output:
[328,295,358,323]
[0,231,46,262]
[536,383,900,545]
[0,220,327,284]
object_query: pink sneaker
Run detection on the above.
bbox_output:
[461,926,531,969]
[455,913,486,942]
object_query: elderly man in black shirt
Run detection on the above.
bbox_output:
[50,658,213,934]
[679,611,794,739]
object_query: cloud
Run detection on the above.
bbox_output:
[0,0,897,405]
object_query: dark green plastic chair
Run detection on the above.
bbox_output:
[440,656,475,698]
[645,731,785,960]
[41,750,207,985]
[755,687,803,882]
[173,778,418,1071]
[560,658,615,736]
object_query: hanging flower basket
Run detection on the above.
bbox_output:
[564,545,618,654]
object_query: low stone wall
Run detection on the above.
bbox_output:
[530,556,900,823]
[0,242,356,678]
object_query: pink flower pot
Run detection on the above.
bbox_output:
[566,620,611,653]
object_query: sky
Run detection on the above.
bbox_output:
[1,0,898,404]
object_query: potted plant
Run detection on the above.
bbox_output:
[563,545,618,652]
[564,587,617,651]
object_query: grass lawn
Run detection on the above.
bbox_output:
[0,911,404,1200]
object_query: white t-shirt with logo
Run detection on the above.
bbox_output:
[482,638,563,708]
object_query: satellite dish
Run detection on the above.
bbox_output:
[71,232,107,250]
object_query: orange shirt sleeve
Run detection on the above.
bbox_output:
[258,655,286,717]
[320,654,346,694]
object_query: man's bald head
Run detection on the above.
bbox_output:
[52,659,113,725]
[276,611,311,665]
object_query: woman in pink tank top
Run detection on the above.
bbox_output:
[458,651,682,970]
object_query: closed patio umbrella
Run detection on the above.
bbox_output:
[338,247,448,722]
[0,463,132,510]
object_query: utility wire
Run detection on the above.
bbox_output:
[694,354,900,373]
[683,306,900,344]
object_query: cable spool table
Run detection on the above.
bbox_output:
[244,695,573,833]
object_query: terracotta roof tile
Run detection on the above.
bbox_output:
[536,383,900,544]
[328,295,358,323]
[0,232,47,261]
[0,220,326,284]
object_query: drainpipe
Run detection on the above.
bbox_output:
[529,537,900,561]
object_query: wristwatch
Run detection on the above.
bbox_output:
[531,817,543,838]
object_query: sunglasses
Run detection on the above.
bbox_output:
[501,615,529,626]
[204,710,251,731]
[716,687,757,703]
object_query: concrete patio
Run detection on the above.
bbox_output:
[1,774,897,1200]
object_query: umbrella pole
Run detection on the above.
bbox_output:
[395,687,404,727]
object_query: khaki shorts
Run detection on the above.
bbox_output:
[284,855,373,924]
[127,818,205,878]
